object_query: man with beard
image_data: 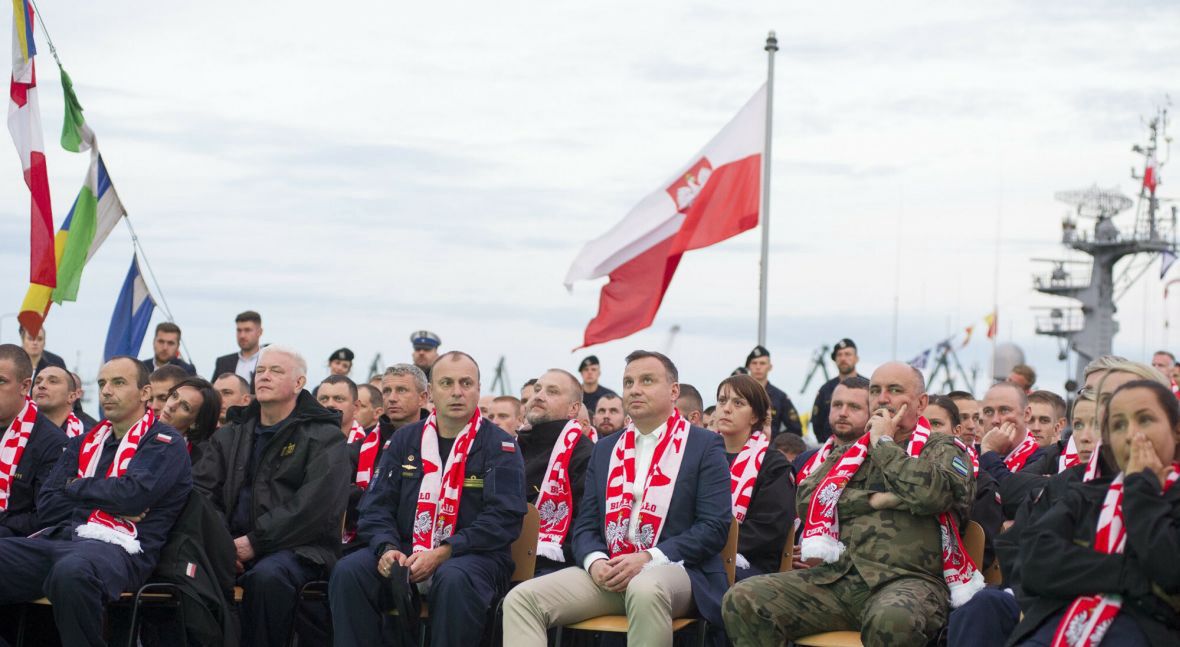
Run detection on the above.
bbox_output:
[811,338,859,444]
[592,393,625,437]
[794,376,872,483]
[516,369,594,575]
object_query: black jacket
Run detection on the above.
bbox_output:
[210,353,255,391]
[1009,469,1180,646]
[517,419,594,572]
[192,390,350,570]
[728,445,794,575]
[142,356,197,376]
[0,411,68,537]
[765,382,802,438]
[152,491,239,647]
[357,418,526,573]
[980,443,1047,486]
[997,441,1064,519]
[36,419,193,573]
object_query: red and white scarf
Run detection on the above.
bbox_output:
[74,409,156,555]
[730,430,770,524]
[908,420,985,607]
[411,408,481,554]
[603,411,690,557]
[64,411,84,438]
[0,398,38,512]
[1058,436,1081,473]
[346,419,366,445]
[798,437,834,483]
[1051,466,1180,647]
[354,427,381,490]
[1004,433,1039,472]
[964,442,980,477]
[535,420,585,562]
[800,417,984,607]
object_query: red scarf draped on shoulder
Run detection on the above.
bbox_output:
[0,398,38,512]
[74,409,157,555]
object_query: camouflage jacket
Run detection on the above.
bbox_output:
[796,433,975,589]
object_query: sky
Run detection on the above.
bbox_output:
[2,1,1179,428]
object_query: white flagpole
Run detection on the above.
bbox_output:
[758,31,778,347]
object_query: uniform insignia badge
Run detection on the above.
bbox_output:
[501,441,516,453]
[155,433,173,444]
[281,443,296,457]
[407,454,414,461]
[401,464,417,471]
[951,457,969,476]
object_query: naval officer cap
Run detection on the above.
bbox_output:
[831,338,857,360]
[578,355,600,372]
[329,347,354,363]
[745,345,770,366]
[410,330,441,350]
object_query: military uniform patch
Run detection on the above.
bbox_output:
[951,457,969,476]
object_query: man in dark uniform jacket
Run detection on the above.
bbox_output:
[746,346,802,438]
[193,345,350,647]
[578,355,617,416]
[0,355,191,647]
[516,368,593,575]
[329,351,526,647]
[0,345,68,538]
[811,338,859,444]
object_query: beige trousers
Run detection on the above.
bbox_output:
[502,564,694,647]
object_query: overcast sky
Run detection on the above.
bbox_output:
[2,1,1178,423]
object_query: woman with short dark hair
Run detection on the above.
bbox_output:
[161,376,221,463]
[714,374,795,581]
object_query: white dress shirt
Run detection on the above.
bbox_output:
[584,421,672,571]
[235,351,260,382]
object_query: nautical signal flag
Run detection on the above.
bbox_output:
[8,0,56,293]
[565,84,767,348]
[104,256,156,362]
[985,311,998,340]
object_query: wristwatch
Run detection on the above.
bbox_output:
[876,436,894,445]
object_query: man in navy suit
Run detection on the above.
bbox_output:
[329,351,527,647]
[503,350,732,646]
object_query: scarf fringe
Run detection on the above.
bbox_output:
[76,522,143,555]
[800,535,845,563]
[948,569,986,608]
[537,541,565,563]
[735,552,750,571]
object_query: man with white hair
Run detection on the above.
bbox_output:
[193,345,350,647]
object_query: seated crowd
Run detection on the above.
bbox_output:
[1,316,1179,647]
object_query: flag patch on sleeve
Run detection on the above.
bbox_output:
[951,457,969,476]
[155,433,173,444]
[501,441,516,453]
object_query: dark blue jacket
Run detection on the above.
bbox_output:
[36,418,193,574]
[0,411,68,537]
[980,445,1048,485]
[572,425,732,627]
[357,418,526,573]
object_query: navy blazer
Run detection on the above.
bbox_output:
[356,418,527,574]
[572,425,732,627]
[0,412,68,537]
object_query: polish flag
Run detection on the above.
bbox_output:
[565,84,767,348]
[1143,153,1159,196]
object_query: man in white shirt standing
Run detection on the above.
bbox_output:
[211,311,264,389]
[503,350,732,646]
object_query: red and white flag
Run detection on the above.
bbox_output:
[565,84,767,348]
[1143,152,1159,196]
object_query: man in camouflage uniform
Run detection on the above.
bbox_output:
[723,361,974,647]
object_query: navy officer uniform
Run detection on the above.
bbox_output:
[0,407,68,538]
[0,415,191,647]
[746,346,803,438]
[329,415,526,647]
